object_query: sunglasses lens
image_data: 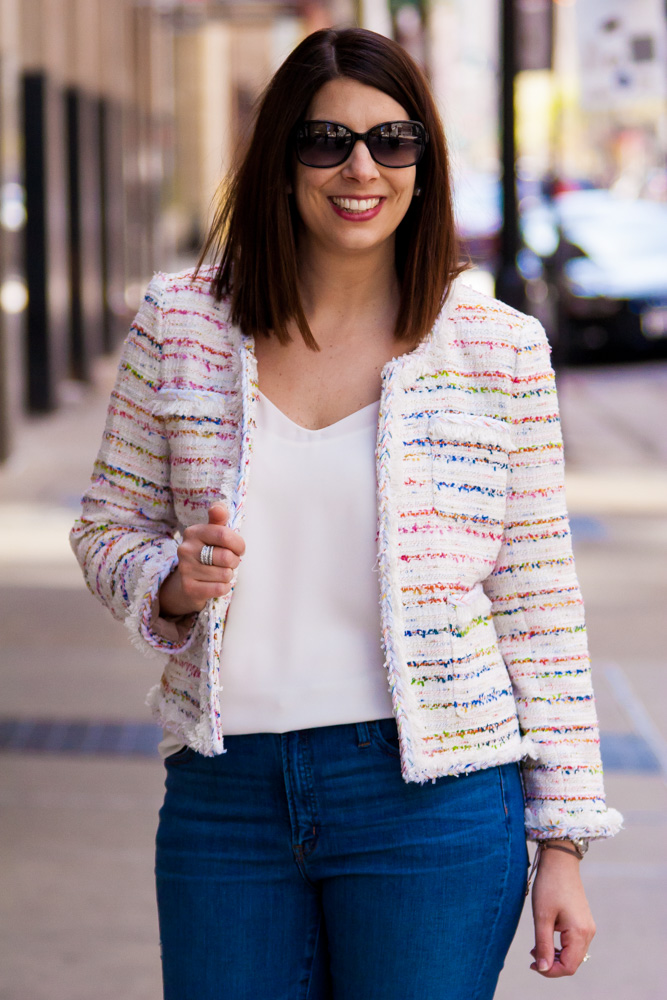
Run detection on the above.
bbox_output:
[296,123,352,166]
[367,123,426,167]
[295,121,427,168]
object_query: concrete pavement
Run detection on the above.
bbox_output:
[1,356,666,1000]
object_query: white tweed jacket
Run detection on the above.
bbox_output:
[71,267,622,841]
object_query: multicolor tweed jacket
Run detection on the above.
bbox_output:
[71,267,622,841]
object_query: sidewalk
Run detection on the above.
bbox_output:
[1,358,666,999]
[0,362,167,999]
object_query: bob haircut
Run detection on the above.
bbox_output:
[195,27,465,350]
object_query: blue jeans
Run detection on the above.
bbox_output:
[155,718,528,1000]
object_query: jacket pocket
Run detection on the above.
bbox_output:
[428,413,511,529]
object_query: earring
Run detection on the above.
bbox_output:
[413,184,422,197]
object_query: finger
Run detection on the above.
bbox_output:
[210,548,241,570]
[190,582,233,601]
[194,565,234,584]
[208,503,229,526]
[188,525,246,558]
[217,525,246,558]
[550,924,593,977]
[532,936,589,978]
[182,555,235,582]
[530,951,568,978]
[180,574,234,601]
[532,913,556,974]
[551,941,586,977]
[530,959,571,978]
[529,947,561,962]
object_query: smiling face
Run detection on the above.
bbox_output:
[292,77,418,259]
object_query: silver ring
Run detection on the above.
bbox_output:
[582,953,591,963]
[200,544,215,566]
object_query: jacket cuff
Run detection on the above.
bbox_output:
[524,804,624,842]
[126,552,199,657]
[147,596,198,648]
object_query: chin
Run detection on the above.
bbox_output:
[329,231,391,254]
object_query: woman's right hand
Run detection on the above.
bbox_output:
[158,503,246,617]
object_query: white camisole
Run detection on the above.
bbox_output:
[158,389,393,756]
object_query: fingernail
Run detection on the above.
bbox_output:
[537,959,549,972]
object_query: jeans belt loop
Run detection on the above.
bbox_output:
[355,721,372,747]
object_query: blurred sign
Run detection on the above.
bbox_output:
[576,0,667,110]
[516,0,553,71]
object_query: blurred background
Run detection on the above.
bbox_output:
[0,2,665,998]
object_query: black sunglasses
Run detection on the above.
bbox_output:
[294,120,429,169]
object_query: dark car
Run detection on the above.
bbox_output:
[538,190,667,361]
[456,176,667,363]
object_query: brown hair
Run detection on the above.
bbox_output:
[195,27,465,350]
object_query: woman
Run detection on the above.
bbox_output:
[71,27,622,1000]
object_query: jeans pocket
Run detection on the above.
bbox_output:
[369,718,401,758]
[165,744,194,764]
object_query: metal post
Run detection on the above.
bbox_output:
[496,0,525,311]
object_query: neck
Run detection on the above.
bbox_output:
[296,236,399,338]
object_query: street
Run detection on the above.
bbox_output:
[1,348,666,1000]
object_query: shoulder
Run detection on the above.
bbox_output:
[438,280,546,350]
[130,266,242,394]
[141,265,240,349]
[419,280,551,381]
[147,265,232,319]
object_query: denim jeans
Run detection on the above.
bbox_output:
[155,717,529,1000]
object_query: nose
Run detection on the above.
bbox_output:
[341,140,381,182]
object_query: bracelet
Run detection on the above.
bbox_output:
[525,841,582,897]
[539,841,582,859]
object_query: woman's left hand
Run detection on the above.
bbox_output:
[530,844,596,976]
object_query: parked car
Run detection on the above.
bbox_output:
[528,189,667,362]
[455,175,667,362]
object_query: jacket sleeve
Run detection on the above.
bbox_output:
[483,318,623,841]
[70,273,198,658]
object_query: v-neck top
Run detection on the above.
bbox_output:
[214,389,393,734]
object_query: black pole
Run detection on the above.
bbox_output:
[496,0,525,311]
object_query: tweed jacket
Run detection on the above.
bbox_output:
[71,267,622,842]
